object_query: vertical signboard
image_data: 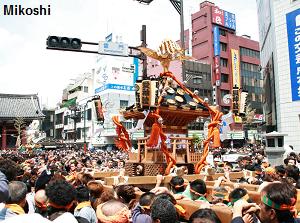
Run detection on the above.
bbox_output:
[214,57,220,86]
[213,26,220,56]
[224,11,236,30]
[212,6,236,31]
[231,49,240,88]
[213,26,220,86]
[212,6,224,26]
[286,8,300,101]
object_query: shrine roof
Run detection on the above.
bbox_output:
[0,93,45,120]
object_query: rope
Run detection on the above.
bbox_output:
[160,71,223,174]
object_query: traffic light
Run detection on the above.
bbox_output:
[46,36,82,50]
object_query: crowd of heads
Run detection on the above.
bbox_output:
[0,146,299,223]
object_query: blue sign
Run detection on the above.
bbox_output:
[224,10,236,30]
[105,33,113,42]
[95,84,135,93]
[286,8,300,101]
[133,57,139,83]
[213,26,220,56]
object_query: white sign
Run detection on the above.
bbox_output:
[98,41,128,57]
[223,94,232,104]
[204,121,209,138]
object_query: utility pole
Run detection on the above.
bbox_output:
[141,25,147,79]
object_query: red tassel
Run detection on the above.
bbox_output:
[146,123,161,147]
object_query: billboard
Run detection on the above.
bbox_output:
[286,8,300,101]
[214,56,220,86]
[212,6,236,30]
[213,26,220,56]
[94,57,136,93]
[231,49,240,88]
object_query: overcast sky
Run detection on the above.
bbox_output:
[0,0,258,108]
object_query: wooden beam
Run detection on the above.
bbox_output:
[93,171,119,179]
[177,200,233,223]
[104,174,206,186]
[103,172,246,186]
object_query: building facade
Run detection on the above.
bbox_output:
[93,56,138,147]
[257,0,300,150]
[0,94,45,149]
[54,72,98,148]
[191,1,262,116]
[147,1,263,142]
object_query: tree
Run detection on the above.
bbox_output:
[192,133,201,151]
[14,117,26,148]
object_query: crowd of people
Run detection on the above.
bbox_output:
[0,146,299,223]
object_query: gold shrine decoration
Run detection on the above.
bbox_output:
[139,39,194,72]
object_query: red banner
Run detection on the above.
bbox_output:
[212,6,224,26]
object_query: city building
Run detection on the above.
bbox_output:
[191,1,262,115]
[257,0,300,150]
[40,109,55,138]
[54,72,98,149]
[93,56,139,148]
[0,93,45,149]
[147,1,263,143]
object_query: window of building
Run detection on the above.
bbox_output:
[120,100,129,109]
[220,42,227,52]
[221,90,230,98]
[220,58,228,67]
[193,77,203,84]
[50,115,54,122]
[219,29,226,36]
[64,116,68,125]
[221,73,229,83]
[122,122,132,129]
[240,47,260,59]
[76,128,81,140]
[50,129,54,137]
[84,86,88,93]
[87,108,92,120]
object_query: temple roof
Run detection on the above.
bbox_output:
[0,93,45,120]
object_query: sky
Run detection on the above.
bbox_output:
[0,0,259,108]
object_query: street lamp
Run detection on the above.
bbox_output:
[67,106,81,148]
[83,95,101,153]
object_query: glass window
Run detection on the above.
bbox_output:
[120,100,129,109]
[220,29,226,36]
[240,47,260,59]
[220,58,228,67]
[193,77,202,84]
[64,116,68,125]
[76,128,81,139]
[220,42,227,52]
[221,90,230,98]
[87,108,92,120]
[84,86,88,93]
[221,73,229,83]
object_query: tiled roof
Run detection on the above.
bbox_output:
[0,93,45,120]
